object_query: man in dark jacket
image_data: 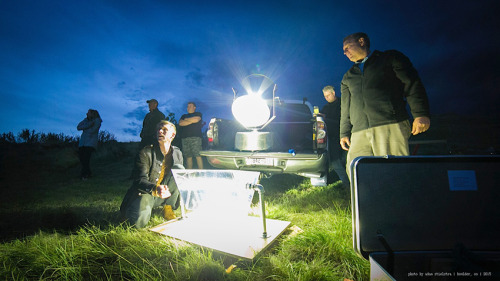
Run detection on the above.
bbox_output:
[321,85,349,187]
[121,120,183,228]
[340,32,430,178]
[139,99,165,148]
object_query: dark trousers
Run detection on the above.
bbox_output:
[78,146,95,178]
[120,186,180,228]
[330,145,350,186]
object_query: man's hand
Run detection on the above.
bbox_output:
[412,117,430,135]
[340,137,351,151]
[155,185,172,199]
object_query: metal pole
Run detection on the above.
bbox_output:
[253,184,269,238]
[179,191,187,219]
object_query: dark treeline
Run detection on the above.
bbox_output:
[0,129,116,146]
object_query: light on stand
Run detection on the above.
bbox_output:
[231,94,270,129]
[231,76,277,151]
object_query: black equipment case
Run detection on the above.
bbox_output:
[350,156,500,280]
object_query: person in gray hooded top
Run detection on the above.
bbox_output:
[77,109,102,179]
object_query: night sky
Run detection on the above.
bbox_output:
[1,0,498,141]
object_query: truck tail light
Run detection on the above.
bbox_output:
[315,119,327,147]
[317,122,326,143]
[207,118,218,146]
[207,131,213,143]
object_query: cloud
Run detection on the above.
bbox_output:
[124,106,147,122]
[185,68,205,87]
[123,124,141,137]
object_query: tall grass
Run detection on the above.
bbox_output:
[0,142,369,280]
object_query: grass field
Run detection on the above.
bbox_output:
[0,142,370,280]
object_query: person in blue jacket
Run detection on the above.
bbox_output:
[77,109,102,180]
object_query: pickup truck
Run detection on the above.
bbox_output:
[200,98,330,186]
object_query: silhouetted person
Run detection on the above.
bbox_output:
[139,99,165,148]
[77,109,102,180]
[321,85,349,187]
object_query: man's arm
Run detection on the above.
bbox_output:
[340,79,352,149]
[179,115,201,126]
[133,147,156,194]
[179,112,201,127]
[390,50,431,133]
[77,119,91,131]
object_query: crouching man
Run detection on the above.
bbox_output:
[120,120,183,228]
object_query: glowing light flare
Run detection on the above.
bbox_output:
[241,74,275,97]
[232,95,270,128]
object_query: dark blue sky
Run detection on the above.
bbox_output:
[1,0,498,141]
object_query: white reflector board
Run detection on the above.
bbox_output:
[149,169,291,260]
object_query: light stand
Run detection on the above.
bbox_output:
[247,183,270,238]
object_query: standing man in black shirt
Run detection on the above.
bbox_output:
[179,101,203,169]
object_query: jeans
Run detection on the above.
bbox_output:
[330,146,350,186]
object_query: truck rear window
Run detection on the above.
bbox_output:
[273,103,312,122]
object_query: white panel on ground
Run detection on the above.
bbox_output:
[150,169,291,260]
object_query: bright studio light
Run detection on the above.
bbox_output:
[232,94,270,128]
